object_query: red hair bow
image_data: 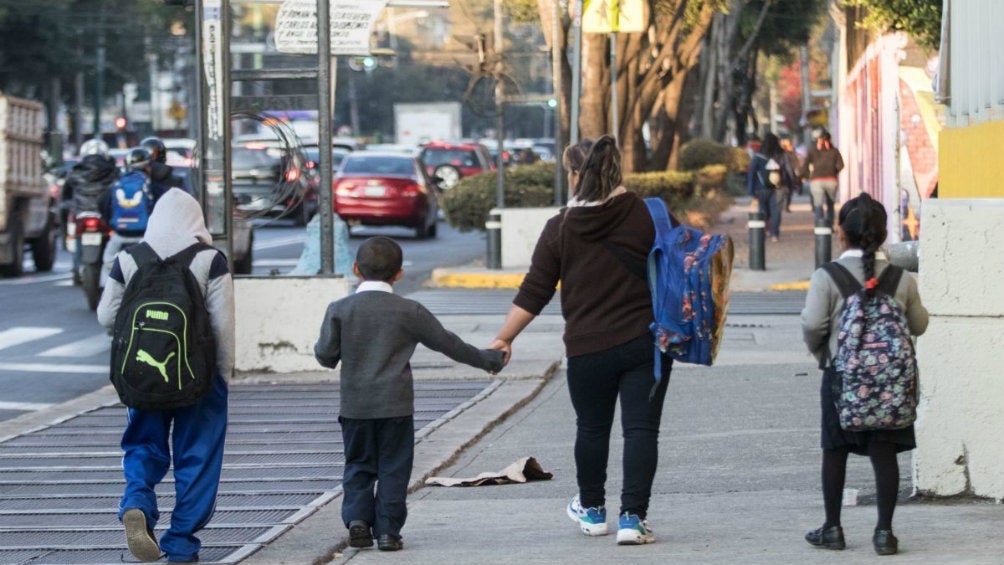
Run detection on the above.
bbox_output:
[864,277,879,290]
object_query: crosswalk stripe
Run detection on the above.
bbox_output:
[0,362,107,374]
[0,328,63,351]
[0,401,53,411]
[39,334,111,358]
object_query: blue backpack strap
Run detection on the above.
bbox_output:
[643,197,674,398]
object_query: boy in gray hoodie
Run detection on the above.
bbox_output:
[97,188,235,563]
[315,236,504,552]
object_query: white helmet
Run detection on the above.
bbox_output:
[79,138,110,157]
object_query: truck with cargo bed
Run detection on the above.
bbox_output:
[0,94,58,277]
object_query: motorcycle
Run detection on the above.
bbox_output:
[71,211,110,310]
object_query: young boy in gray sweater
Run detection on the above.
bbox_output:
[314,236,505,552]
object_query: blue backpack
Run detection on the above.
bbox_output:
[110,171,152,233]
[643,198,734,379]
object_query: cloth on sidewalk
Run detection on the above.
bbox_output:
[425,456,552,487]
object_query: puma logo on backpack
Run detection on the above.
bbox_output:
[110,242,216,410]
[823,263,918,431]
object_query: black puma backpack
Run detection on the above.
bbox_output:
[110,242,217,410]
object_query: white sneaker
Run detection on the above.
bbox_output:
[617,512,656,545]
[566,495,609,536]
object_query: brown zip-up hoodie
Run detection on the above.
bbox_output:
[514,191,656,357]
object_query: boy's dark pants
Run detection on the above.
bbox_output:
[340,415,415,538]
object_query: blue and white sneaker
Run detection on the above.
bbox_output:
[617,512,655,545]
[566,495,608,536]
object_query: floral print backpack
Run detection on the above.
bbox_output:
[823,263,918,432]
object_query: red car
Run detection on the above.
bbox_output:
[333,151,439,238]
[418,141,494,190]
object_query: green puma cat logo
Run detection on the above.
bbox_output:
[136,349,176,382]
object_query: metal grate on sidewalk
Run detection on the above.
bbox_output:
[0,381,491,565]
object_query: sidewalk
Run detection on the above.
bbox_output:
[431,193,829,292]
[255,196,1001,565]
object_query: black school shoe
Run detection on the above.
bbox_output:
[377,534,403,551]
[805,525,846,550]
[348,520,373,548]
[873,530,898,555]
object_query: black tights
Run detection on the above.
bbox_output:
[821,442,900,532]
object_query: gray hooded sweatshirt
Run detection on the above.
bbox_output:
[97,188,236,380]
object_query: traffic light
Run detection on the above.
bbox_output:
[114,116,128,131]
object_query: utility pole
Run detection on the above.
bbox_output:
[800,44,812,144]
[94,6,106,136]
[494,0,505,212]
[552,0,563,205]
[570,0,583,145]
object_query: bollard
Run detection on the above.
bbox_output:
[486,209,502,270]
[814,218,832,268]
[748,210,766,271]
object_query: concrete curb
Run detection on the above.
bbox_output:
[241,369,560,565]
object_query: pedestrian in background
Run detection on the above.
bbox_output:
[801,130,845,226]
[490,135,673,546]
[800,192,928,556]
[747,133,791,241]
[315,237,504,552]
[779,135,802,212]
[97,188,235,563]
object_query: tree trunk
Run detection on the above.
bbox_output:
[579,32,609,140]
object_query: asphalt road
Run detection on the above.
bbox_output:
[0,217,484,423]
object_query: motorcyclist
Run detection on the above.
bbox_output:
[62,139,119,284]
[139,136,186,201]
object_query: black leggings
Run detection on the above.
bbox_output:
[822,442,900,531]
[566,334,671,519]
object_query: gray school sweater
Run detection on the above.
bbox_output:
[315,288,504,419]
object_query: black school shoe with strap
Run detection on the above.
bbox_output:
[805,525,846,550]
[873,529,898,555]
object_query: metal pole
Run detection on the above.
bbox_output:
[610,32,617,142]
[94,9,106,136]
[569,0,582,145]
[317,0,335,275]
[552,0,563,205]
[748,209,766,271]
[814,218,832,268]
[488,0,504,270]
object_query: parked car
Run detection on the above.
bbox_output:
[333,151,439,239]
[230,141,314,225]
[174,166,254,275]
[164,138,197,166]
[418,141,494,190]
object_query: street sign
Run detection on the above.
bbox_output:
[582,0,647,33]
[274,0,390,55]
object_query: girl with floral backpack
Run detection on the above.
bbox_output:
[800,192,929,556]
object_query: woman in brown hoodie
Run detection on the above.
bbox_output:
[801,130,845,225]
[490,136,673,547]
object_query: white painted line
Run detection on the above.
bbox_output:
[39,334,111,358]
[254,236,306,251]
[251,259,301,268]
[0,272,73,286]
[0,362,108,374]
[0,401,53,411]
[0,328,63,351]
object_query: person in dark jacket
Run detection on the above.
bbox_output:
[314,237,504,552]
[747,133,793,241]
[62,139,119,283]
[801,130,845,225]
[139,137,185,202]
[490,136,673,546]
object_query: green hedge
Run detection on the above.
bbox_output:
[679,138,749,174]
[443,163,733,233]
[442,163,558,232]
